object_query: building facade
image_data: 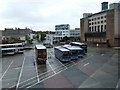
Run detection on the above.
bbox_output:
[70,28,80,37]
[1,27,33,44]
[55,24,70,41]
[80,2,120,47]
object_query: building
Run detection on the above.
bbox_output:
[83,13,92,18]
[70,28,80,37]
[1,27,33,44]
[80,2,120,47]
[101,2,108,11]
[55,24,70,41]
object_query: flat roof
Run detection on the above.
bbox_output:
[35,45,46,49]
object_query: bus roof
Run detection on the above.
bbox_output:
[62,44,71,47]
[70,42,87,45]
[63,46,82,50]
[55,47,70,52]
[70,46,83,50]
[1,48,16,50]
[0,43,23,47]
[35,45,46,49]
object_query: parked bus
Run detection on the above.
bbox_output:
[35,45,47,64]
[2,48,16,56]
[0,43,24,56]
[54,46,71,62]
[0,43,23,48]
[62,45,79,60]
[69,42,87,53]
[71,46,84,57]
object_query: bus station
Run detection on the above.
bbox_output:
[0,40,119,89]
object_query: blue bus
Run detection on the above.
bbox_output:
[62,45,79,60]
[69,42,87,53]
[71,46,84,57]
[54,46,71,62]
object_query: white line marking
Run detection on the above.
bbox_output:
[47,60,56,74]
[0,60,14,80]
[83,62,89,67]
[19,69,52,85]
[16,57,26,89]
[101,54,104,56]
[49,52,67,69]
[34,58,39,83]
[24,54,94,89]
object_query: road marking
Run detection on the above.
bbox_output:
[84,62,89,67]
[19,69,51,85]
[47,60,56,74]
[49,52,67,69]
[0,60,14,80]
[101,54,104,56]
[16,57,25,89]
[34,58,39,83]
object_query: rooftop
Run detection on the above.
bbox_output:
[35,45,46,49]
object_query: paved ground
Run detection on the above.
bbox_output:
[0,40,119,89]
[28,47,119,89]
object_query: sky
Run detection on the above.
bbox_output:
[0,0,119,31]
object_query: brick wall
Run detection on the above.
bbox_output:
[106,9,115,46]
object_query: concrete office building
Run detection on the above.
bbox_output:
[80,2,120,47]
[70,28,80,37]
[55,24,70,41]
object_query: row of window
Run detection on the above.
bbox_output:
[70,33,80,35]
[89,15,106,21]
[89,20,106,25]
[89,25,106,32]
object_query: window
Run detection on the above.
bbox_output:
[98,21,100,24]
[104,25,106,30]
[89,27,91,31]
[101,16,103,19]
[95,26,96,31]
[98,26,100,32]
[101,25,103,32]
[104,20,106,22]
[98,17,100,19]
[92,27,94,32]
[101,21,103,23]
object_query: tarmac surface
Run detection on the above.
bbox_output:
[0,40,119,89]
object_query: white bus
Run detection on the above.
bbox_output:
[0,43,24,56]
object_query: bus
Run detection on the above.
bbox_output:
[54,46,71,62]
[71,46,84,57]
[1,48,16,56]
[35,45,47,64]
[0,43,23,48]
[0,43,24,56]
[62,45,79,60]
[69,42,87,53]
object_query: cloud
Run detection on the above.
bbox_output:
[0,0,119,31]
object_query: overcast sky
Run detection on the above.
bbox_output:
[0,0,119,31]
